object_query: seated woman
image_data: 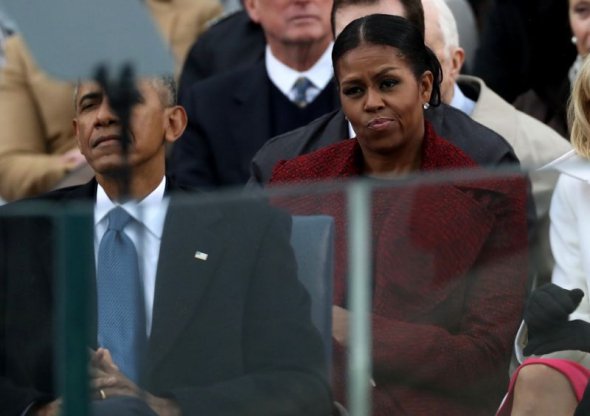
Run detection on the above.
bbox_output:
[269,14,529,416]
[496,50,590,416]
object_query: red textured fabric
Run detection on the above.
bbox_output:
[269,122,529,415]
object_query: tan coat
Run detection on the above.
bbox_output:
[0,0,222,201]
[458,75,572,284]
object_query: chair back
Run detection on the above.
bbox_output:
[290,215,334,375]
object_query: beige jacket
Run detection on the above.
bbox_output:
[0,0,222,201]
[457,75,572,283]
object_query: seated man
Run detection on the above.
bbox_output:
[0,76,330,416]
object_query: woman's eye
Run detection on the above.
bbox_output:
[380,79,398,90]
[574,5,590,18]
[342,86,363,97]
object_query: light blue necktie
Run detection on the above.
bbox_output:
[96,207,146,383]
[292,76,313,108]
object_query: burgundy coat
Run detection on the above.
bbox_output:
[269,122,529,415]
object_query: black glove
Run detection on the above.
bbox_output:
[575,380,590,416]
[525,319,590,355]
[524,283,584,332]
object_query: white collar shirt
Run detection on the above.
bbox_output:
[450,82,476,116]
[265,43,334,104]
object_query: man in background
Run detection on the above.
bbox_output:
[169,0,339,189]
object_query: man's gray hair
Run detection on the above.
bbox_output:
[150,74,177,107]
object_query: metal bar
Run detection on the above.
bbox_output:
[346,181,372,416]
[56,205,93,416]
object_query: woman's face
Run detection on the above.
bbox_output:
[336,43,432,163]
[570,0,590,57]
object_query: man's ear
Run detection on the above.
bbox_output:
[449,47,465,82]
[243,0,260,23]
[164,106,187,144]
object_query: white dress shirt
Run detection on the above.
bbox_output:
[265,43,334,104]
[94,178,169,337]
[449,82,476,116]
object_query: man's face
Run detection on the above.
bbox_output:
[73,80,172,177]
[245,0,333,48]
[334,0,406,37]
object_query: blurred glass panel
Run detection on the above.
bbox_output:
[0,167,570,415]
[1,0,173,80]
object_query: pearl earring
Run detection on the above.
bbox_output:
[423,103,430,110]
[572,36,578,45]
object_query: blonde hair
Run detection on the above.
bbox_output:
[569,55,590,159]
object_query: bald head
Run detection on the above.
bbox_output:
[422,0,464,104]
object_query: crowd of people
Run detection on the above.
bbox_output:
[0,0,588,415]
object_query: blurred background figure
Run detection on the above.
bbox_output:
[423,0,571,285]
[512,0,586,138]
[178,8,265,97]
[473,0,576,138]
[0,0,222,202]
[0,5,16,205]
[0,5,16,69]
[270,14,529,415]
[219,0,242,14]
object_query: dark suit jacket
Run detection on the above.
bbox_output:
[0,180,331,416]
[169,62,339,190]
[248,105,520,187]
[269,122,530,415]
[178,10,265,97]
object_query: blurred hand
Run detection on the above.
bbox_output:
[90,348,180,416]
[31,399,61,416]
[332,306,349,346]
[524,283,584,332]
[59,148,86,172]
[90,347,140,400]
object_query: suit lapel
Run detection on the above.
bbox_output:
[146,197,228,371]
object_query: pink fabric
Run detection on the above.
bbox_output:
[496,358,590,415]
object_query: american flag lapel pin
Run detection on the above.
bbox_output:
[194,251,208,261]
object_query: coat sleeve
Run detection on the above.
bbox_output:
[0,36,75,201]
[366,179,529,393]
[0,215,56,416]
